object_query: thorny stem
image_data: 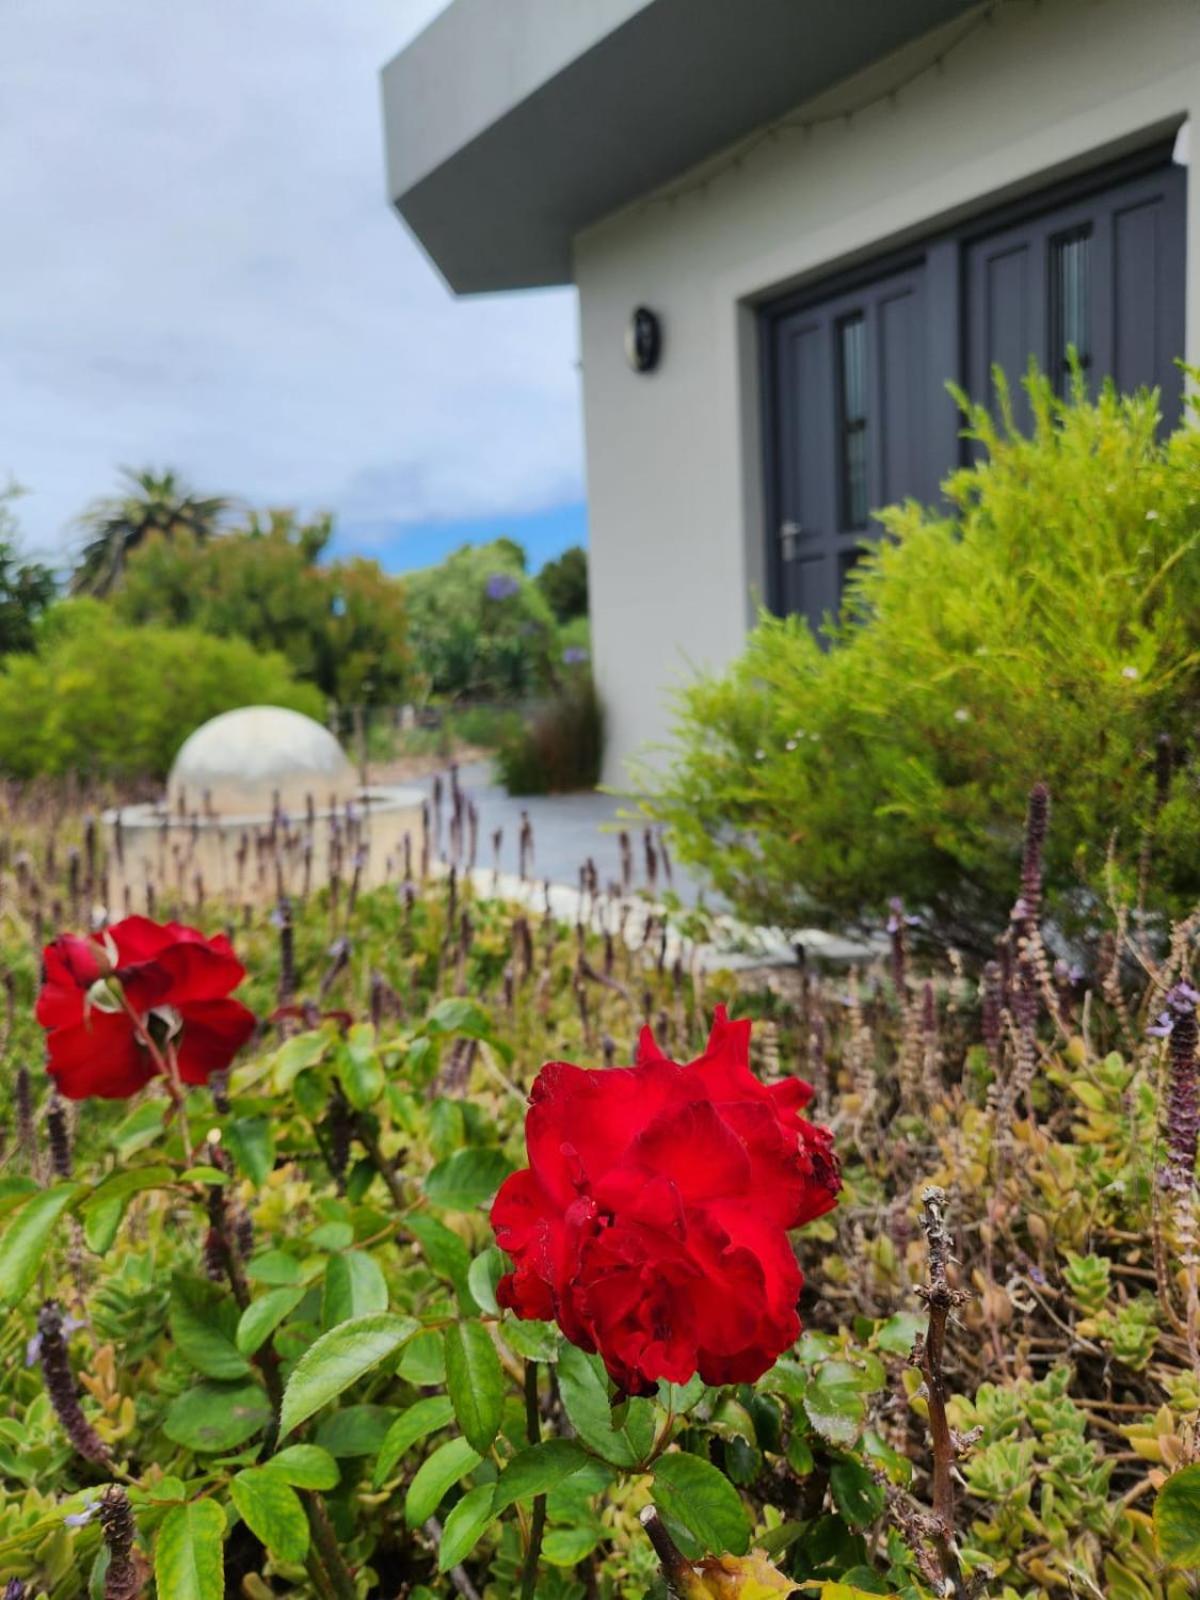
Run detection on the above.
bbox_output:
[356,1115,407,1209]
[206,1182,356,1600]
[425,1517,483,1600]
[910,1185,971,1599]
[305,1494,358,1600]
[520,1359,547,1600]
[638,1507,691,1592]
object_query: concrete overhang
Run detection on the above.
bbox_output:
[381,0,978,294]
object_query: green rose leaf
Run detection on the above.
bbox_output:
[804,1363,868,1447]
[339,1025,384,1111]
[425,1148,514,1211]
[322,1249,389,1329]
[556,1345,654,1467]
[236,1286,306,1356]
[230,1467,309,1564]
[223,1118,276,1187]
[164,1380,273,1454]
[170,1299,252,1381]
[0,1184,81,1307]
[314,1404,398,1458]
[373,1396,457,1488]
[426,997,493,1037]
[279,1312,418,1438]
[404,1436,482,1527]
[652,1452,751,1556]
[154,1500,226,1600]
[493,1439,593,1512]
[437,1483,497,1572]
[444,1319,504,1454]
[829,1457,886,1528]
[268,1444,340,1490]
[500,1316,560,1363]
[406,1213,478,1310]
[466,1247,505,1316]
[1155,1463,1200,1567]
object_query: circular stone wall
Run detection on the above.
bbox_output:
[168,705,358,817]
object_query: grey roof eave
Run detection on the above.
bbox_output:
[381,0,979,294]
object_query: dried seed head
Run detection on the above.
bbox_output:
[46,1093,73,1181]
[98,1484,142,1600]
[37,1300,111,1466]
[1161,983,1200,1191]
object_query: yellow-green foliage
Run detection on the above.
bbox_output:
[644,369,1200,944]
[0,599,324,778]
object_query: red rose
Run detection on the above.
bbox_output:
[37,916,256,1100]
[490,1006,840,1396]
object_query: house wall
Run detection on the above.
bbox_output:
[574,0,1200,785]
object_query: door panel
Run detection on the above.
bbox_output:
[770,262,927,635]
[965,161,1185,424]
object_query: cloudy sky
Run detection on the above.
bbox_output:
[0,0,585,574]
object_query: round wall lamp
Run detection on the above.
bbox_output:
[626,306,662,373]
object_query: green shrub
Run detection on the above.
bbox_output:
[113,512,409,706]
[404,541,559,701]
[536,542,589,623]
[451,703,524,750]
[642,369,1200,945]
[0,600,324,779]
[496,672,603,794]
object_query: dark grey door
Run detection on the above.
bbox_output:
[764,147,1186,630]
[770,262,927,632]
[965,162,1186,429]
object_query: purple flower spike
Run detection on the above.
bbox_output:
[562,646,589,665]
[486,573,520,601]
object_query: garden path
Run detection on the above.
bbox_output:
[416,760,879,972]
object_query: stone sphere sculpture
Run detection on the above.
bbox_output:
[167,705,358,817]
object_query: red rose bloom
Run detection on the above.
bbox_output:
[490,1006,840,1395]
[37,916,256,1100]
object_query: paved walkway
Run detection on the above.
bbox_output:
[418,760,879,971]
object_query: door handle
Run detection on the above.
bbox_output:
[779,521,801,561]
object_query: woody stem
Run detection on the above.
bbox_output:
[520,1360,546,1600]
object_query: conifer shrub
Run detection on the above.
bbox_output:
[642,370,1200,946]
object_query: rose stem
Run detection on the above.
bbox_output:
[520,1359,547,1600]
[114,993,196,1162]
[916,1184,968,1596]
[201,1145,357,1600]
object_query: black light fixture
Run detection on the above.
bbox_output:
[626,306,662,373]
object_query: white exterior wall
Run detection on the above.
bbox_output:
[575,0,1200,785]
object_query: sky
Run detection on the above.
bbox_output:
[0,0,586,576]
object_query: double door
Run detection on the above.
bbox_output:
[765,149,1186,631]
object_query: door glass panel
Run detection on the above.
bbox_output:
[838,314,869,530]
[1050,226,1091,393]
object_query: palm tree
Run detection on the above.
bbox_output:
[69,468,233,597]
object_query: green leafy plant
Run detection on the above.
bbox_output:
[0,774,1198,1600]
[495,670,604,795]
[642,367,1200,947]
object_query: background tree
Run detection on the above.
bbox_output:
[536,543,589,623]
[403,539,558,701]
[69,467,233,597]
[0,484,57,654]
[114,509,409,705]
